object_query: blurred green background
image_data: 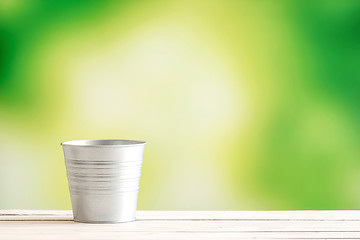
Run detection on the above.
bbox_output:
[0,0,360,210]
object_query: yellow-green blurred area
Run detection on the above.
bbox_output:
[1,0,360,210]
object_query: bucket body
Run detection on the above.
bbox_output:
[62,139,146,223]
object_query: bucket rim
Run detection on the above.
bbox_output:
[61,139,146,147]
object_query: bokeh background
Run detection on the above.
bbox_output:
[1,0,360,210]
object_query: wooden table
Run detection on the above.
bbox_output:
[1,210,359,239]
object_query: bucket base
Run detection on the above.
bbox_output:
[70,193,138,223]
[74,218,136,224]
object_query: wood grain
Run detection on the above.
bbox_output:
[1,211,360,239]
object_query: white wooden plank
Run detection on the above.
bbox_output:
[1,210,360,221]
[1,211,360,239]
[136,211,360,221]
[0,210,72,221]
[1,231,360,240]
[0,220,359,232]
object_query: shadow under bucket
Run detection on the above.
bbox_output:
[61,139,146,223]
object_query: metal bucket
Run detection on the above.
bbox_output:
[61,139,146,223]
